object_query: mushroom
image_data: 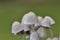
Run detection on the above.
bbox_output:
[37,27,46,40]
[41,16,55,38]
[12,21,24,40]
[34,16,46,40]
[34,16,43,31]
[12,21,24,35]
[21,12,38,39]
[30,31,40,40]
[34,16,43,28]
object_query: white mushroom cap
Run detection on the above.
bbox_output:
[30,31,40,40]
[47,37,52,40]
[41,16,55,28]
[53,37,59,40]
[45,16,55,25]
[34,16,43,27]
[21,12,38,25]
[37,27,46,38]
[12,21,24,35]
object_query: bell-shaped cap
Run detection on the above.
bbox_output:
[12,21,24,35]
[45,16,55,25]
[47,37,52,40]
[30,31,40,40]
[41,16,55,28]
[34,16,43,27]
[53,37,59,40]
[37,27,46,38]
[21,12,38,25]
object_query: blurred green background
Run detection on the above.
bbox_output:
[0,0,60,40]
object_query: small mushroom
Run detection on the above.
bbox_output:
[30,31,40,40]
[34,16,43,28]
[41,16,55,28]
[12,21,24,35]
[34,16,46,40]
[21,12,38,39]
[37,27,46,40]
[41,16,55,38]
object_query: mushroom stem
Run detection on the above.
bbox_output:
[19,34,24,40]
[21,35,24,40]
[19,35,22,40]
[49,28,54,38]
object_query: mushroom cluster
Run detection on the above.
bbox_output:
[12,12,57,40]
